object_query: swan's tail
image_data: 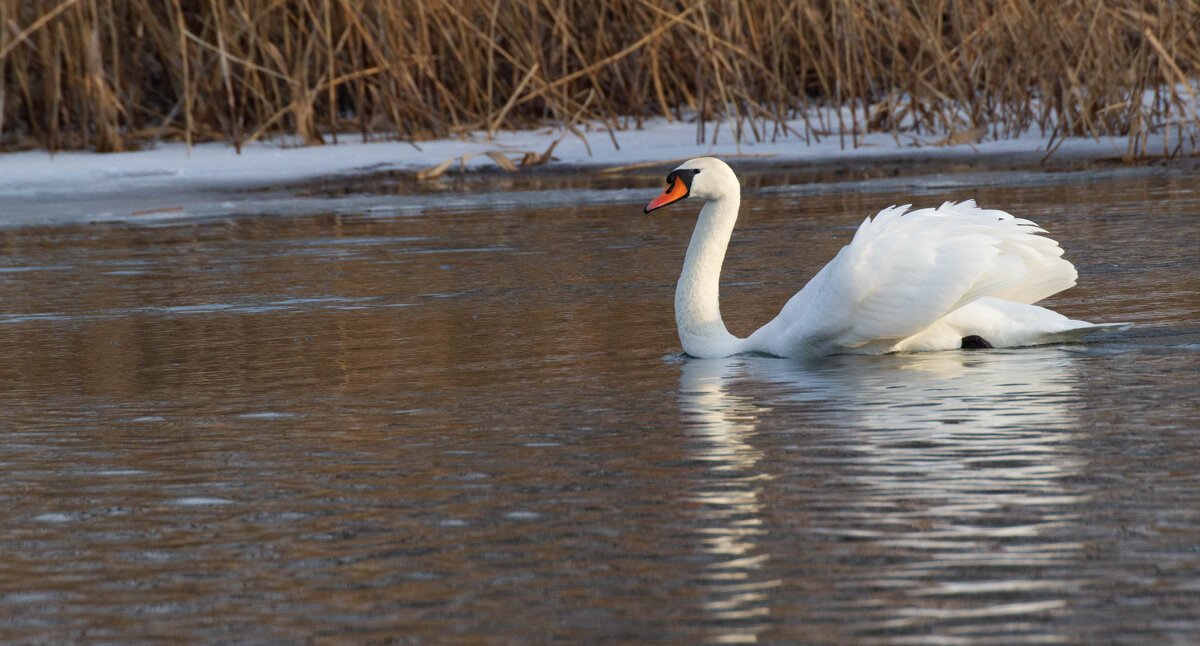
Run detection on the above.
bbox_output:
[1034,321,1134,345]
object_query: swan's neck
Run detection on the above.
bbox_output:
[676,194,744,358]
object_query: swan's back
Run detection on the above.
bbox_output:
[748,200,1084,356]
[849,200,1077,305]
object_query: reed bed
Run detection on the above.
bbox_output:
[2,0,1199,156]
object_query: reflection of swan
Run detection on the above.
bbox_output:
[678,350,1090,641]
[645,157,1130,359]
[679,358,779,643]
[740,349,1087,491]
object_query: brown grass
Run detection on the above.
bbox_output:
[2,0,1199,156]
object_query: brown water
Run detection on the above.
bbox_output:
[0,166,1197,644]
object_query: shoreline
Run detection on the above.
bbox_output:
[2,121,1197,229]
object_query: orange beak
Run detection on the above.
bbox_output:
[644,178,690,213]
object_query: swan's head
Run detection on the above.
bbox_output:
[644,157,738,213]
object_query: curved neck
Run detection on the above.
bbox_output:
[675,193,744,358]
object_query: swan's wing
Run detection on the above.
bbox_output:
[751,200,1078,355]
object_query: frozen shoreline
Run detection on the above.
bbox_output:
[0,118,1193,228]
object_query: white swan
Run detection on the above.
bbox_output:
[644,157,1131,359]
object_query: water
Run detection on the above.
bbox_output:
[0,165,1197,644]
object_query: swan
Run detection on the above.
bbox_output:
[644,157,1131,359]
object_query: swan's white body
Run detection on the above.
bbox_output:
[648,157,1129,359]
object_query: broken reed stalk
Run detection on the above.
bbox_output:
[0,0,1198,156]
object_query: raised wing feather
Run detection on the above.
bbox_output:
[747,201,1078,356]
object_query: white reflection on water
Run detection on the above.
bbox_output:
[679,348,1091,642]
[680,358,780,643]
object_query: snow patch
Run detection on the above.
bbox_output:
[0,117,1175,228]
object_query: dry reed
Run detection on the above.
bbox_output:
[2,0,1199,156]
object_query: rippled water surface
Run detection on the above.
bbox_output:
[1,164,1198,644]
